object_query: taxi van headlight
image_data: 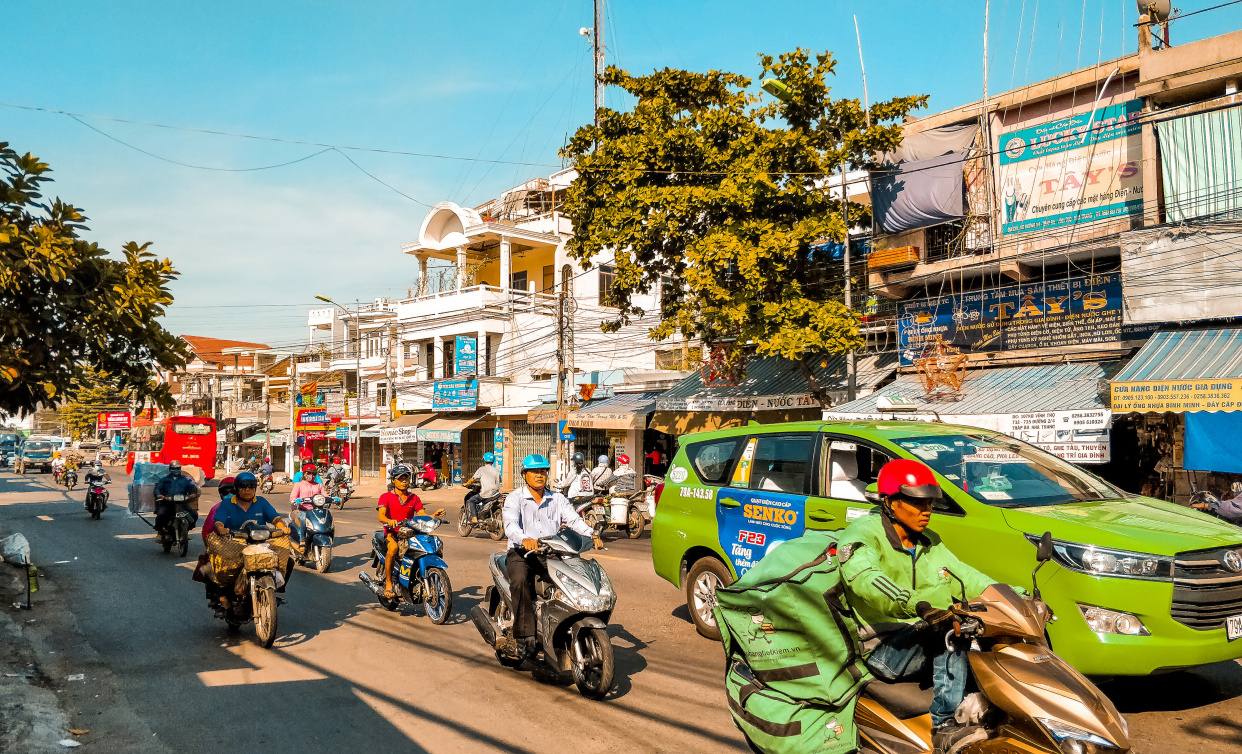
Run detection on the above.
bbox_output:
[1025,535,1173,581]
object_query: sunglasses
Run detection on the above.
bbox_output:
[236,483,258,490]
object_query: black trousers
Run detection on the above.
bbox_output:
[155,504,198,533]
[505,549,548,640]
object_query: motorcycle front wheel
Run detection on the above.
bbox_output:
[571,626,614,700]
[313,544,333,573]
[627,506,645,539]
[488,511,505,542]
[422,567,452,624]
[458,508,475,537]
[176,522,190,557]
[253,576,278,648]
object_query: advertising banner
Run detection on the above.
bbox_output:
[418,428,464,443]
[493,427,505,478]
[432,379,478,411]
[379,426,418,445]
[96,412,132,430]
[295,408,330,430]
[998,99,1143,235]
[455,336,478,376]
[715,488,806,577]
[656,393,820,413]
[1111,378,1242,412]
[324,393,345,415]
[897,272,1127,365]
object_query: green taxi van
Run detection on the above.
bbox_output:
[650,419,1242,676]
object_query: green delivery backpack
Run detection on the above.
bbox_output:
[713,533,871,754]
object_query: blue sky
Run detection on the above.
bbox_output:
[5,1,1239,349]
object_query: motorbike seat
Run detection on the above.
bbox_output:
[491,553,507,574]
[861,679,936,721]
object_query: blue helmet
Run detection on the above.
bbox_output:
[483,452,496,464]
[521,454,550,472]
[389,463,414,480]
[234,471,258,488]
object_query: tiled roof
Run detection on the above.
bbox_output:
[181,335,270,368]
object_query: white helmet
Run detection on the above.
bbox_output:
[598,455,610,465]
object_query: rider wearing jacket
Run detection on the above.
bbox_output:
[154,461,200,539]
[553,452,593,499]
[837,459,1007,754]
[83,461,111,511]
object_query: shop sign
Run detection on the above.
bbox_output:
[1111,378,1242,412]
[567,412,644,430]
[379,426,418,445]
[96,412,131,430]
[558,421,575,442]
[897,272,1142,365]
[335,426,350,440]
[433,379,478,411]
[295,408,330,429]
[324,393,345,414]
[823,408,1111,464]
[998,99,1143,235]
[493,427,505,475]
[455,336,477,376]
[528,406,573,424]
[418,428,463,443]
[657,394,820,413]
[300,431,328,441]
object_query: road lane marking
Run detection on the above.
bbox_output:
[115,534,154,539]
[176,561,197,569]
[37,515,53,521]
[197,643,327,686]
[587,554,629,562]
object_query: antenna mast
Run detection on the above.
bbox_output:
[594,0,605,128]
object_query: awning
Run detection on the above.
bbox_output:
[567,392,661,431]
[376,413,437,445]
[649,408,822,436]
[527,402,566,424]
[417,413,488,443]
[1110,328,1242,413]
[828,362,1116,464]
[242,431,287,446]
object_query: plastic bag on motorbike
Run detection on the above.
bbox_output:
[725,660,858,754]
[713,532,870,707]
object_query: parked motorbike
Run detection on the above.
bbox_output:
[62,468,78,491]
[85,480,109,520]
[418,462,444,491]
[458,482,506,541]
[470,529,616,700]
[289,495,335,572]
[856,531,1131,754]
[209,525,282,647]
[155,493,196,557]
[274,473,293,485]
[359,515,453,624]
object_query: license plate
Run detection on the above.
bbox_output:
[1228,614,1242,641]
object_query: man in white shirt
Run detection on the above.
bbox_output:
[501,453,601,657]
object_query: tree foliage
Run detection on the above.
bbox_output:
[55,368,134,440]
[0,142,187,416]
[561,49,926,363]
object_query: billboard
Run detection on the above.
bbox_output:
[295,408,330,430]
[455,336,477,376]
[96,412,132,430]
[998,99,1143,235]
[897,272,1127,365]
[432,379,478,411]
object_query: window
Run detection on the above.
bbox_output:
[820,437,892,503]
[377,383,388,408]
[171,422,213,435]
[443,341,454,378]
[741,435,815,495]
[542,265,555,293]
[484,334,494,377]
[684,437,743,486]
[599,265,617,307]
[424,343,434,380]
[510,270,528,292]
[561,263,573,295]
[404,342,417,361]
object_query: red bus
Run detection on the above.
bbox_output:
[126,416,217,479]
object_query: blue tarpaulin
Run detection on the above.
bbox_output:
[1183,412,1242,474]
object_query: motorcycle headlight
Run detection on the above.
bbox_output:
[1037,718,1122,753]
[312,494,327,505]
[556,573,609,612]
[1025,534,1173,581]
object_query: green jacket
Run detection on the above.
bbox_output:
[837,513,999,648]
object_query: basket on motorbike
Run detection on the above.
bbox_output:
[242,544,279,572]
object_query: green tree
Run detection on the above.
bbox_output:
[561,50,926,364]
[0,142,187,416]
[55,368,134,440]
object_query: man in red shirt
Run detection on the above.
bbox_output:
[377,463,444,598]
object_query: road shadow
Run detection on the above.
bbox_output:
[671,603,694,626]
[606,622,650,700]
[444,584,485,627]
[1099,660,1242,713]
[1181,716,1242,747]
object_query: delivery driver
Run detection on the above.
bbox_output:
[837,459,1010,754]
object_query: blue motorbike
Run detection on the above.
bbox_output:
[289,494,335,573]
[359,515,453,624]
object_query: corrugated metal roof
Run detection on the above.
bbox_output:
[829,362,1116,415]
[657,353,899,404]
[573,392,663,417]
[1112,329,1242,382]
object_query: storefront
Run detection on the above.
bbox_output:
[376,413,437,476]
[416,412,491,486]
[566,392,664,478]
[1108,328,1242,503]
[242,431,288,471]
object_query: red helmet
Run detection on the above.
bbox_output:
[876,459,942,499]
[617,453,630,464]
[302,463,317,473]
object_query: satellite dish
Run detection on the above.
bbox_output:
[1135,0,1171,20]
[579,27,591,37]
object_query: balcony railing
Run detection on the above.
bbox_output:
[396,284,557,321]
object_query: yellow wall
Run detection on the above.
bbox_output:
[473,246,556,291]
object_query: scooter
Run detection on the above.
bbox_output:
[359,515,453,624]
[470,529,617,700]
[85,480,109,520]
[62,468,78,491]
[289,495,334,572]
[574,482,646,540]
[154,493,196,557]
[207,525,282,648]
[855,532,1132,754]
[458,482,506,541]
[259,474,275,494]
[418,463,444,491]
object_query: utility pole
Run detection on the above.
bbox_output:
[593,0,605,129]
[264,373,271,464]
[288,358,297,476]
[354,299,362,483]
[555,290,566,473]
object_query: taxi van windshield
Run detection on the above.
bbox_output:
[892,433,1127,508]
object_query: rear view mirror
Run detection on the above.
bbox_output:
[1037,531,1055,563]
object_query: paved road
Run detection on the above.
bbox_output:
[3,470,1242,752]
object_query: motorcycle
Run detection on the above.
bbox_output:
[324,476,352,509]
[85,480,109,520]
[359,515,453,624]
[855,532,1132,754]
[62,468,78,491]
[470,529,616,700]
[209,525,282,647]
[458,482,506,541]
[155,493,196,557]
[418,462,444,491]
[574,486,645,540]
[289,495,335,572]
[259,474,275,494]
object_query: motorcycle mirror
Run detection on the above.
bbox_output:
[1036,531,1054,563]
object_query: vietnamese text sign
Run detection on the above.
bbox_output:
[897,272,1131,365]
[493,427,505,478]
[567,411,644,430]
[432,379,478,411]
[455,336,477,376]
[1111,379,1242,412]
[295,408,330,430]
[999,99,1143,235]
[656,393,820,413]
[97,412,132,430]
[418,428,463,443]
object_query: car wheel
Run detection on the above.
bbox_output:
[685,557,732,641]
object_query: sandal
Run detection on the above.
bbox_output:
[382,587,396,599]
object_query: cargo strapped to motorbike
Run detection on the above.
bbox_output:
[713,533,871,754]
